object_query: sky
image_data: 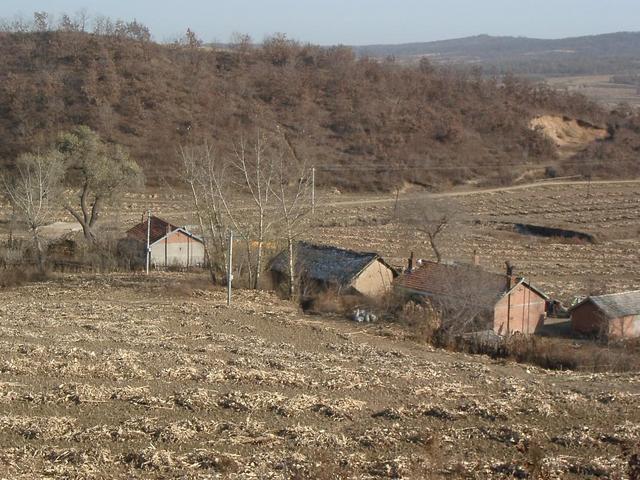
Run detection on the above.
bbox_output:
[1,0,639,45]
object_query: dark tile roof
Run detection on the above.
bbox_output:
[578,291,640,318]
[269,242,394,286]
[126,216,180,244]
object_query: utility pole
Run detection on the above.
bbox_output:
[227,230,233,306]
[311,166,316,215]
[145,209,151,275]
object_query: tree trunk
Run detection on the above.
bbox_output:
[255,239,263,290]
[244,239,254,290]
[188,183,218,285]
[65,205,96,243]
[32,227,45,274]
[428,233,442,263]
[287,236,295,299]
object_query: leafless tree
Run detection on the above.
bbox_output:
[1,150,64,272]
[397,196,459,263]
[229,131,278,289]
[269,132,313,299]
[57,126,143,244]
[33,11,51,32]
[178,142,230,284]
[429,264,503,336]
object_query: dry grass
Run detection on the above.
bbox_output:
[0,274,638,478]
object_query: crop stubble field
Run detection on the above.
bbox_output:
[92,180,640,303]
[0,275,639,479]
[0,181,639,478]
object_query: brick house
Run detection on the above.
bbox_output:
[268,242,397,298]
[121,215,205,268]
[570,291,640,339]
[395,260,549,335]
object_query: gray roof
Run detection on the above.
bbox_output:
[269,242,395,287]
[575,290,640,318]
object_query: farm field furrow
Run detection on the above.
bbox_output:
[0,275,639,478]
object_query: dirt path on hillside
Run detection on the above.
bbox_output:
[323,178,640,208]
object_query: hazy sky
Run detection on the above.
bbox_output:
[1,0,638,45]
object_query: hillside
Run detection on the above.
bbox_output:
[0,30,637,191]
[355,32,640,75]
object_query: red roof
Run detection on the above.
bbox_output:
[395,261,510,301]
[126,216,180,244]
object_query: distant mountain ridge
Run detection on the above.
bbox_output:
[354,32,640,75]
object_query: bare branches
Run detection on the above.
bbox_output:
[229,131,278,288]
[1,150,64,272]
[178,129,311,293]
[430,265,502,336]
[397,196,460,263]
[178,142,228,284]
[269,134,313,298]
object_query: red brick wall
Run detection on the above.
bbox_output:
[493,284,546,334]
[571,302,603,335]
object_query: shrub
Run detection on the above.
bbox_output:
[0,266,51,288]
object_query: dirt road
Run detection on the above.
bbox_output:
[323,178,640,208]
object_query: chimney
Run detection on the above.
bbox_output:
[408,251,414,272]
[473,249,480,266]
[506,261,515,287]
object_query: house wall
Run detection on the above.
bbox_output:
[571,303,640,339]
[150,230,205,268]
[570,302,603,335]
[493,284,546,334]
[609,315,640,338]
[351,260,395,297]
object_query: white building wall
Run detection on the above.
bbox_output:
[149,230,205,268]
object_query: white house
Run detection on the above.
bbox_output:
[124,215,205,268]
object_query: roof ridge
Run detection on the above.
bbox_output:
[297,241,379,258]
[591,290,640,299]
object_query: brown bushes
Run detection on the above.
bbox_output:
[503,335,640,372]
[0,265,51,288]
[0,30,617,192]
[382,294,640,373]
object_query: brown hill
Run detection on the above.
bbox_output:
[0,31,629,190]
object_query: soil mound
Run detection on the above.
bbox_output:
[530,115,607,156]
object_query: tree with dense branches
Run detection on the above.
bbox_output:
[57,126,143,243]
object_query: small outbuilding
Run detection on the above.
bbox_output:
[268,242,397,298]
[570,291,640,339]
[120,215,205,269]
[395,260,549,335]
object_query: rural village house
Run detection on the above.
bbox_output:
[395,260,549,335]
[268,242,398,298]
[570,290,640,339]
[120,215,205,268]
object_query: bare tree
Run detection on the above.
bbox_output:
[229,131,277,289]
[33,11,51,32]
[397,196,459,263]
[178,142,229,284]
[1,150,64,272]
[269,133,313,299]
[57,126,143,244]
[179,131,281,289]
[430,264,503,336]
